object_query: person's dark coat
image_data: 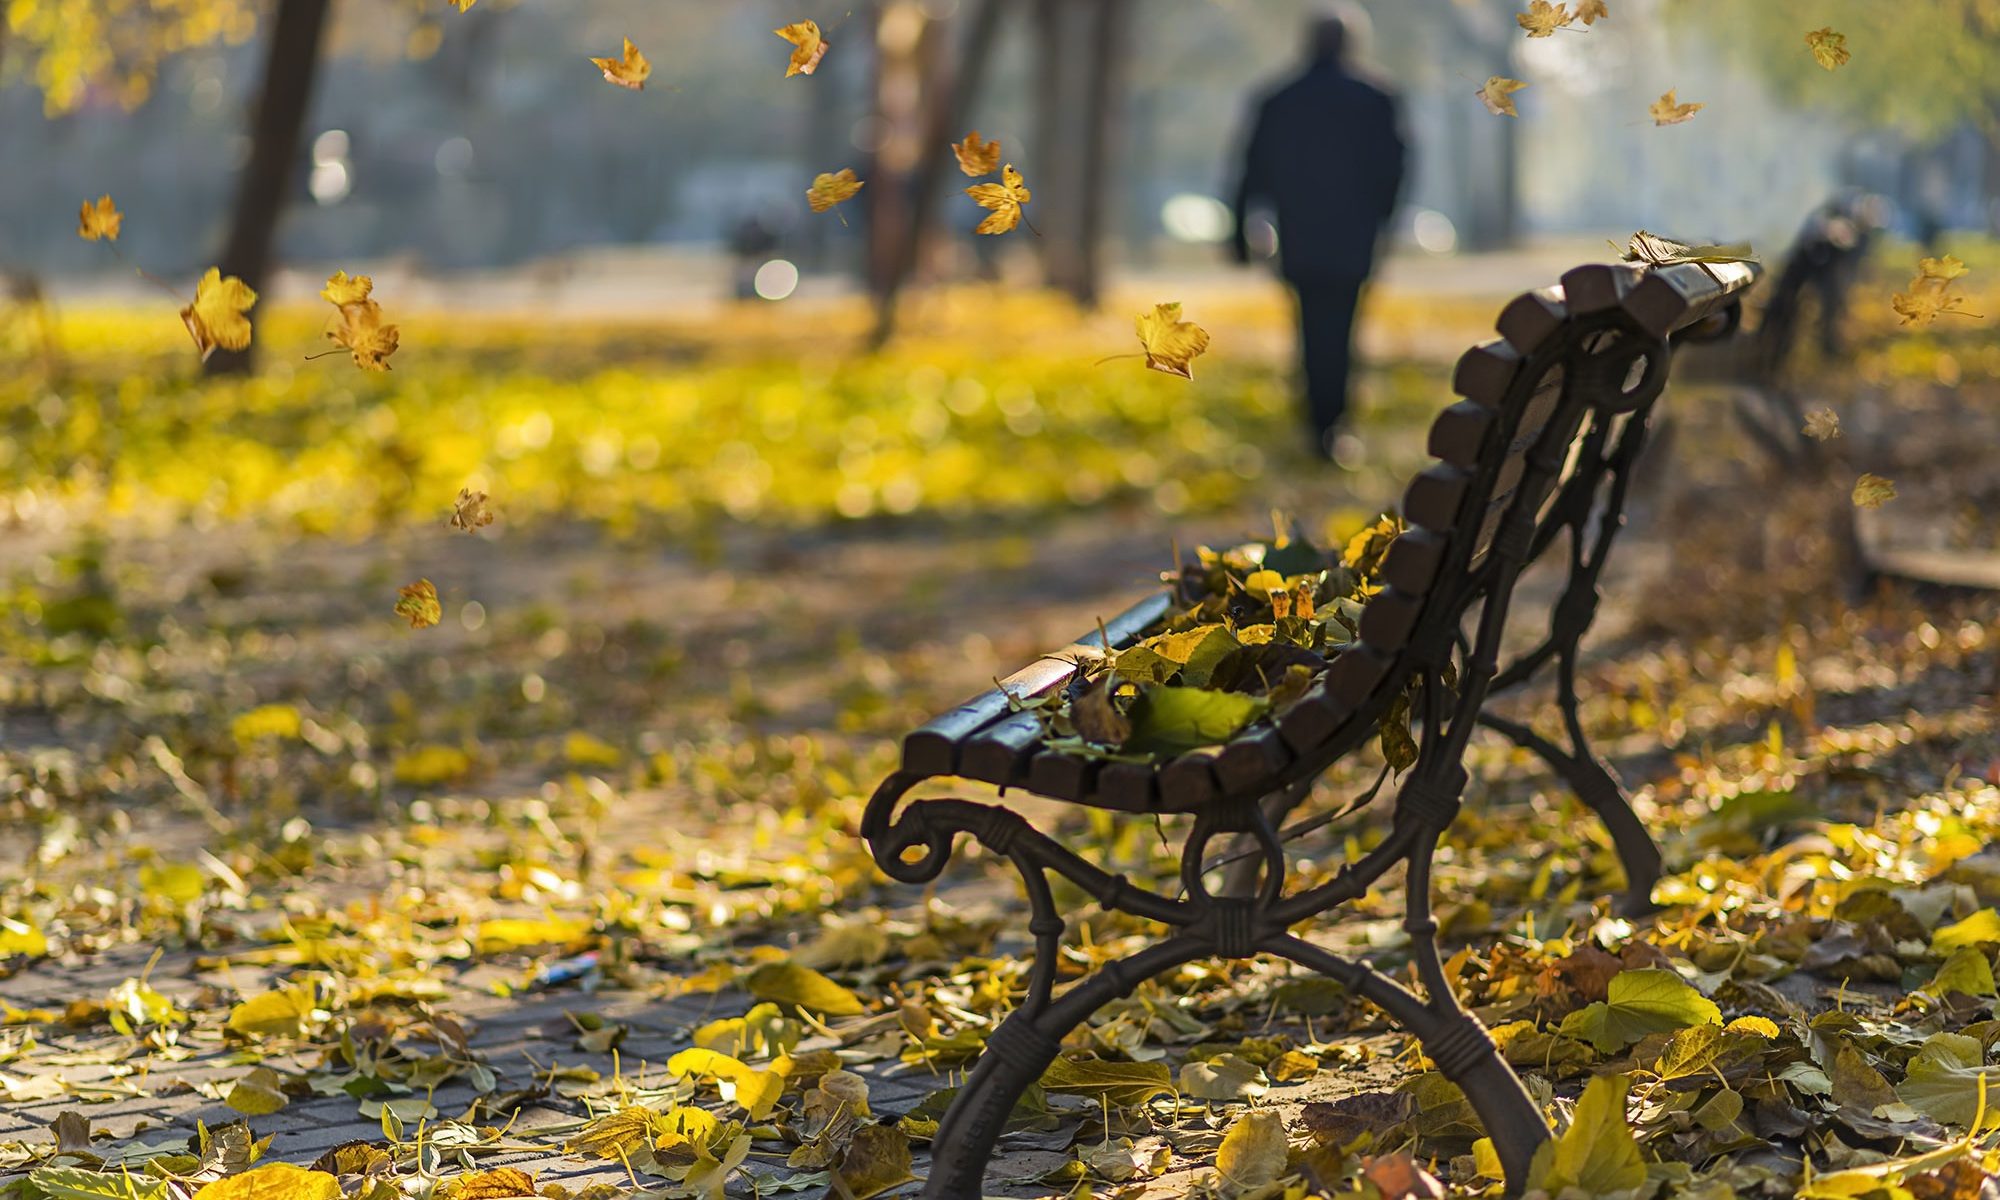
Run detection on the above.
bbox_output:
[1232,62,1406,283]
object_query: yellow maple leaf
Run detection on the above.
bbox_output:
[77,194,121,242]
[589,38,650,91]
[806,168,864,225]
[396,580,441,629]
[180,268,257,361]
[1516,1,1573,37]
[1649,89,1703,126]
[328,300,399,372]
[447,0,476,10]
[192,1164,341,1200]
[1802,408,1841,441]
[966,163,1031,234]
[321,270,372,306]
[1893,258,1981,326]
[774,20,829,77]
[1891,287,1979,326]
[1477,77,1528,117]
[1851,474,1896,509]
[1917,255,1970,284]
[1134,302,1211,380]
[450,488,494,532]
[952,130,1001,177]
[1805,28,1850,70]
[1575,0,1609,23]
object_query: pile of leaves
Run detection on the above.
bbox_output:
[1025,515,1411,764]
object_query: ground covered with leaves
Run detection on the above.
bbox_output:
[3,261,2000,1200]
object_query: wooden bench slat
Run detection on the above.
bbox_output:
[1381,528,1447,597]
[1159,749,1221,809]
[1097,760,1159,810]
[960,710,1046,785]
[1427,401,1497,468]
[1358,586,1424,655]
[1558,263,1642,315]
[1027,749,1099,801]
[1278,685,1350,755]
[1214,726,1292,793]
[1497,286,1566,354]
[1402,464,1471,533]
[900,591,1173,775]
[1451,340,1519,409]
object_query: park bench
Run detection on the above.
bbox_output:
[862,257,1759,1197]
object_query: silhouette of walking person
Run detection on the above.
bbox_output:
[1230,5,1406,461]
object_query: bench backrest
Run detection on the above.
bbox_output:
[901,261,1757,814]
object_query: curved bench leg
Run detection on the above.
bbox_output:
[922,938,1209,1199]
[1479,710,1660,917]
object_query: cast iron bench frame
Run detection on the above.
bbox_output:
[863,259,1757,1197]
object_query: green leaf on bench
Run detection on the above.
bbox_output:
[1114,624,1240,687]
[1121,686,1268,757]
[1039,1056,1174,1108]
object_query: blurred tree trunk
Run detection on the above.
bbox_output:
[206,0,333,378]
[1069,0,1129,308]
[868,0,1005,348]
[861,2,933,306]
[1441,2,1518,251]
[1035,0,1128,307]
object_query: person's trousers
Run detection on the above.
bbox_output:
[1293,276,1366,453]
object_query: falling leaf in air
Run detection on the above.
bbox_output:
[775,20,829,77]
[328,302,400,372]
[180,268,257,361]
[1918,255,1971,284]
[806,169,864,224]
[450,488,495,532]
[320,272,399,371]
[1134,302,1211,380]
[1892,256,1980,326]
[1649,89,1703,125]
[966,164,1031,234]
[1803,408,1841,441]
[77,195,121,241]
[1575,0,1609,24]
[1516,2,1573,37]
[952,130,1001,177]
[447,0,476,10]
[1476,77,1528,117]
[589,38,651,90]
[1805,28,1850,70]
[396,579,442,629]
[321,270,371,307]
[1852,474,1897,509]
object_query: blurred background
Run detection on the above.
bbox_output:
[5,0,1995,324]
